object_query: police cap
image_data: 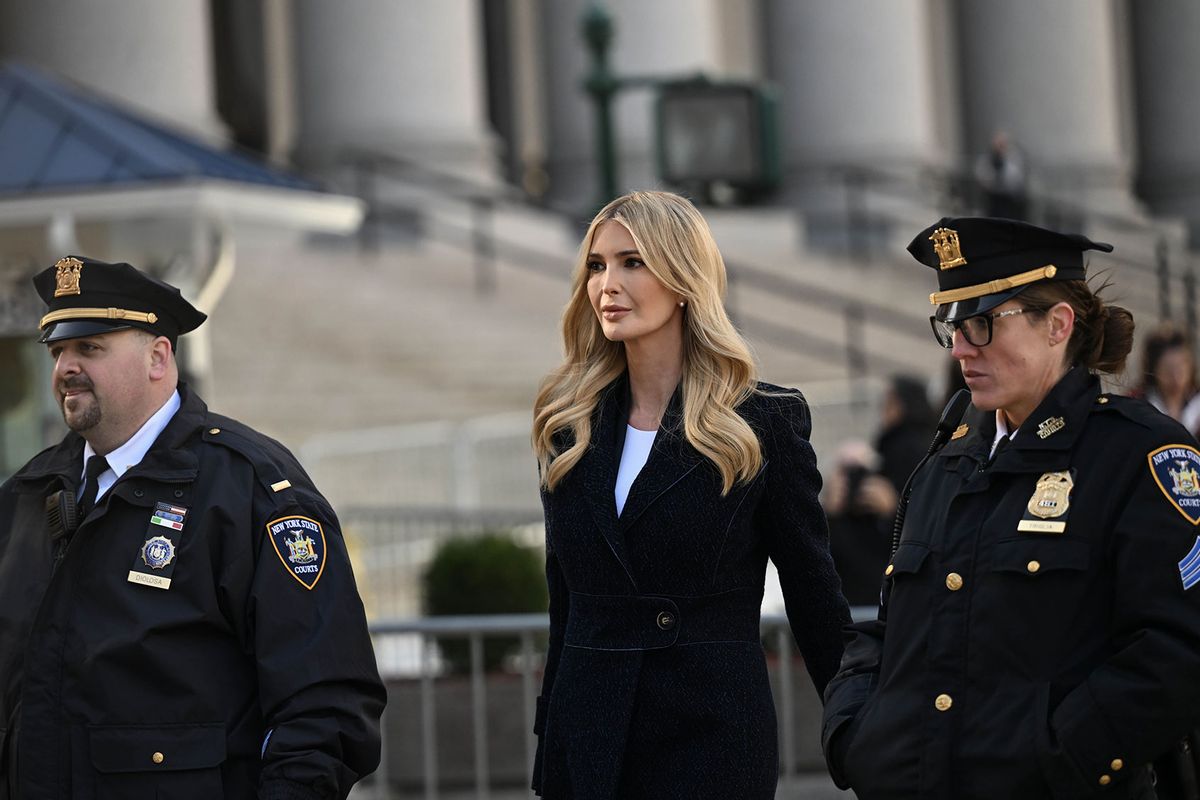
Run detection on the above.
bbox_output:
[33,256,207,344]
[907,217,1113,322]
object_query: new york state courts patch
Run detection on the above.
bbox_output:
[266,515,327,590]
[1149,444,1200,526]
[1148,445,1200,591]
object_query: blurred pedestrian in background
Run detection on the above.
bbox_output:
[0,257,384,799]
[823,217,1200,799]
[530,190,849,799]
[826,375,936,605]
[1134,322,1200,439]
[824,440,890,606]
[974,130,1029,220]
[874,374,938,503]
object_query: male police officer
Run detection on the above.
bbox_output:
[0,257,385,799]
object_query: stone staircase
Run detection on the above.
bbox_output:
[204,198,945,509]
[204,187,1187,514]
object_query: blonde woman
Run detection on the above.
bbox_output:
[530,191,850,799]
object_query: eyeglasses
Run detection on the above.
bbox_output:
[929,307,1041,349]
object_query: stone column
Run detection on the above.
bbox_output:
[0,0,224,141]
[293,0,496,179]
[764,0,960,174]
[1130,0,1200,237]
[957,0,1137,211]
[538,0,755,211]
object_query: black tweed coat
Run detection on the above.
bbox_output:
[532,375,850,799]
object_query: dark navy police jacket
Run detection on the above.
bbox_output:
[0,385,385,800]
[533,376,850,800]
[823,367,1200,799]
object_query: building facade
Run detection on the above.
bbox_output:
[1,0,1199,476]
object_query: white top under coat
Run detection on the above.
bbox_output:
[615,425,657,517]
[79,390,181,502]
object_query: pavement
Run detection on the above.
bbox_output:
[352,772,852,799]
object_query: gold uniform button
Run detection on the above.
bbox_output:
[1098,396,1110,404]
[152,751,165,764]
[934,693,953,712]
[1099,774,1111,786]
[945,572,964,591]
[208,428,221,435]
[885,564,894,576]
[1111,759,1123,771]
[1027,560,1041,574]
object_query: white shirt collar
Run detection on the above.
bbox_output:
[990,410,1017,457]
[81,390,181,500]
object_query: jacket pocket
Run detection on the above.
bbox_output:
[89,723,225,800]
[888,541,932,577]
[990,537,1089,576]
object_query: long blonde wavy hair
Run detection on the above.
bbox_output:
[532,190,763,495]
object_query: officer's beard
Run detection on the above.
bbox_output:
[57,376,101,433]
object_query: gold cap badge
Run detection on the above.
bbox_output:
[929,228,967,270]
[53,256,84,297]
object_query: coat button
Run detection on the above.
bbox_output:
[1111,759,1123,771]
[1099,774,1111,786]
[174,489,184,498]
[884,564,894,576]
[133,489,145,498]
[934,693,953,711]
[945,572,963,591]
[656,611,676,631]
[209,428,221,434]
[1026,560,1041,574]
[152,751,165,764]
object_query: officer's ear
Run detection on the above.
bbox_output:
[1046,302,1075,348]
[147,335,173,381]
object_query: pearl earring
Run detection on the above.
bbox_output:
[678,301,685,308]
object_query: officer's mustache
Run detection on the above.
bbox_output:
[57,375,94,395]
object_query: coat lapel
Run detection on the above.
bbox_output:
[618,386,703,531]
[579,377,710,585]
[990,367,1097,475]
[581,378,638,589]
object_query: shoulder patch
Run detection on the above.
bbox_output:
[1148,444,1200,525]
[266,515,327,590]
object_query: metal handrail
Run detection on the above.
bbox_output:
[348,161,932,386]
[347,151,1197,384]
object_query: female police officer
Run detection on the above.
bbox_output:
[822,217,1200,799]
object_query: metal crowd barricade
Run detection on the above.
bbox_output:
[362,607,876,799]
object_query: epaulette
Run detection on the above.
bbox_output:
[199,419,298,499]
[1092,393,1177,432]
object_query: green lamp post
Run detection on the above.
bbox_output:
[582,3,619,207]
[579,3,780,210]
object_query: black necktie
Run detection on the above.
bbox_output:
[78,455,110,518]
